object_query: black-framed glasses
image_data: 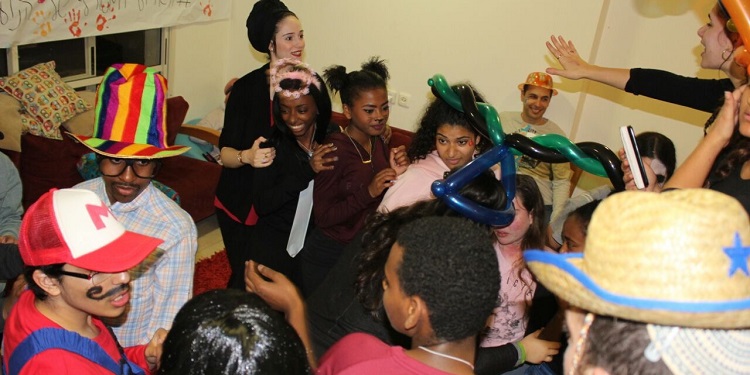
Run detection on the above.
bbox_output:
[98,157,161,179]
[58,270,115,286]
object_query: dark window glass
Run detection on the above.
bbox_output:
[0,49,7,77]
[96,29,162,75]
[7,29,162,80]
[17,39,87,77]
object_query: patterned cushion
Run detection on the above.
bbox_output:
[0,61,91,139]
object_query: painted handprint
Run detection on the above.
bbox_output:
[66,9,83,37]
[96,13,116,31]
[31,10,51,37]
[200,1,213,16]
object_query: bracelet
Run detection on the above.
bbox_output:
[237,150,246,165]
[514,341,527,367]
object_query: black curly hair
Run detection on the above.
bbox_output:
[407,86,490,162]
[158,289,310,375]
[323,56,389,107]
[355,171,504,318]
[396,216,498,342]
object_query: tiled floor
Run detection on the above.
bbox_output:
[195,214,224,261]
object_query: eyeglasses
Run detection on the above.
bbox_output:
[98,157,160,179]
[58,270,115,286]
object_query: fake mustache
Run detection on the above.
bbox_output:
[86,283,130,301]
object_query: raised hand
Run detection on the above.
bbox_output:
[368,168,397,198]
[545,35,590,80]
[389,145,409,175]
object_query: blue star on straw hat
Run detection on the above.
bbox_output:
[724,232,750,276]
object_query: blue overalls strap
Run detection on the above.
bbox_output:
[4,327,145,375]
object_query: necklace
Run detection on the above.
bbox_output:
[297,124,316,157]
[344,127,372,164]
[417,346,474,370]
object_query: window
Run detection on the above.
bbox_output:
[1,28,168,89]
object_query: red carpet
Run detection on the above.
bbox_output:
[193,249,230,296]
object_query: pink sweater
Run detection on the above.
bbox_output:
[378,151,449,213]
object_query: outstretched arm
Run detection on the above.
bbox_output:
[546,35,630,90]
[245,260,316,369]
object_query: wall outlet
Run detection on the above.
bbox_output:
[388,89,397,105]
[398,92,411,108]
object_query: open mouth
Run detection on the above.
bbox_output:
[111,291,130,308]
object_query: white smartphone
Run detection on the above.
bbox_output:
[620,125,648,190]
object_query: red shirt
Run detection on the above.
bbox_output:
[3,290,152,375]
[317,333,454,375]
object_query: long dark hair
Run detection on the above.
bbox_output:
[515,174,546,251]
[507,174,546,302]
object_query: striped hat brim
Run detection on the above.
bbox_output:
[70,134,189,159]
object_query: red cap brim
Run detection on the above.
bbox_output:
[67,231,164,273]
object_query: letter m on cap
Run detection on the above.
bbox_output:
[86,202,111,230]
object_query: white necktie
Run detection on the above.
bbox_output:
[286,180,313,257]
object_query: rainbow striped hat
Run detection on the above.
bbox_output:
[71,63,189,159]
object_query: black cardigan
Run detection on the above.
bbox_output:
[216,63,273,223]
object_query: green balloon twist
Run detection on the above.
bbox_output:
[427,74,608,177]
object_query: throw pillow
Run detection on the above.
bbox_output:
[61,91,97,137]
[0,61,91,139]
[0,93,23,152]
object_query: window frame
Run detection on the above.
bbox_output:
[3,28,170,90]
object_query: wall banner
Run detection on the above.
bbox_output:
[0,0,230,48]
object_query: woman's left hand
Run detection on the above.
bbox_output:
[389,145,409,175]
[310,143,337,173]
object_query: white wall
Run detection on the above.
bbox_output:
[167,0,722,170]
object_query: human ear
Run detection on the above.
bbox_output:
[33,270,62,297]
[404,296,425,332]
[343,104,352,120]
[268,39,275,52]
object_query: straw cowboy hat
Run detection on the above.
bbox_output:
[70,63,189,159]
[524,189,750,329]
